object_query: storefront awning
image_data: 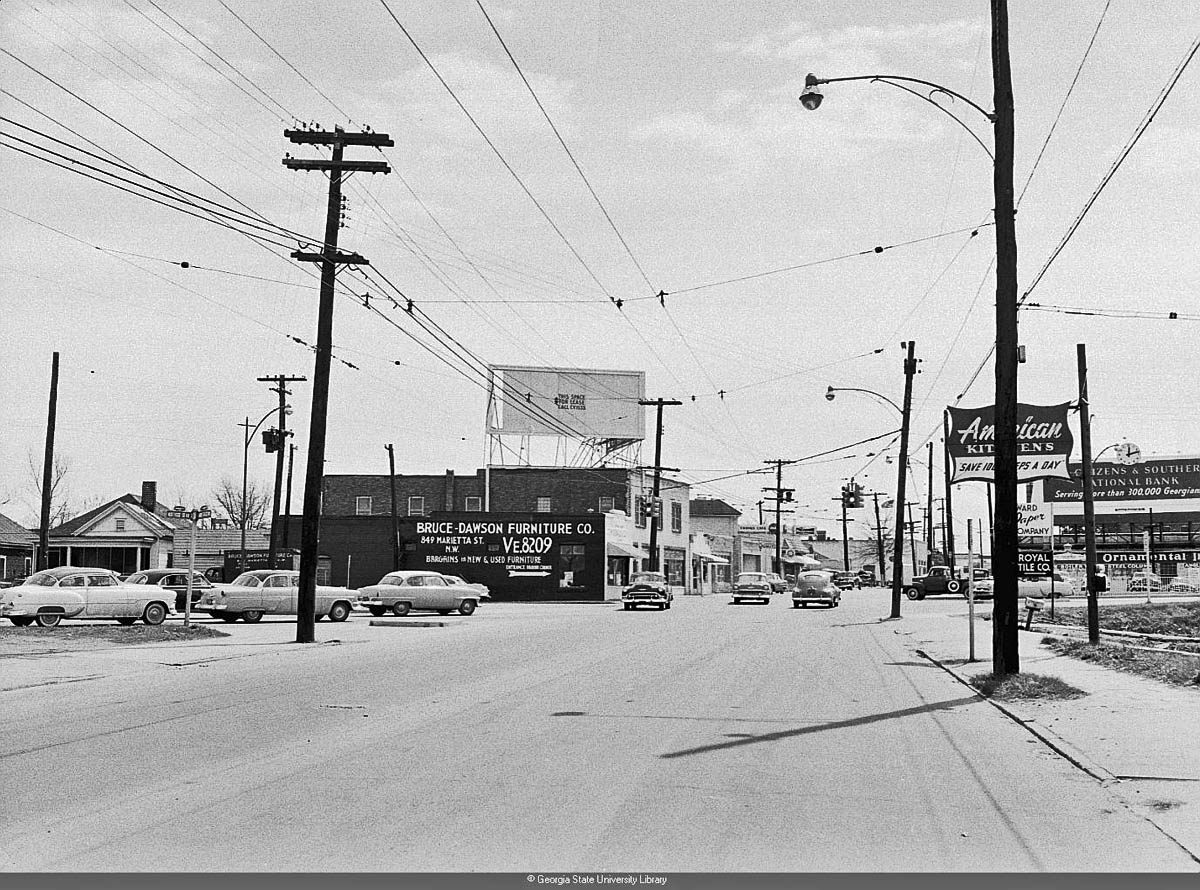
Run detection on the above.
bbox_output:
[782,554,821,566]
[703,556,730,565]
[606,542,642,559]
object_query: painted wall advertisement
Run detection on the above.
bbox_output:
[946,403,1074,484]
[1044,457,1200,504]
[401,514,605,601]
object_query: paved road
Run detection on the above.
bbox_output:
[2,591,1194,872]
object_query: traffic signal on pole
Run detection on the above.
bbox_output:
[262,429,281,453]
[851,483,864,508]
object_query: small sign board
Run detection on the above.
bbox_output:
[165,507,212,521]
[1018,550,1052,576]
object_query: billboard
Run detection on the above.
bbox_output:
[490,366,645,440]
[946,403,1074,484]
[1043,455,1200,520]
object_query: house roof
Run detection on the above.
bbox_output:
[50,494,179,538]
[0,512,35,547]
[689,498,741,517]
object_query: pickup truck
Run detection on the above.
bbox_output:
[904,566,989,600]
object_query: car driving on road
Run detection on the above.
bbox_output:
[732,572,774,605]
[792,570,841,608]
[195,570,355,623]
[356,570,483,616]
[621,571,672,611]
[1,567,173,627]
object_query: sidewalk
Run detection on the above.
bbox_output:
[886,607,1200,864]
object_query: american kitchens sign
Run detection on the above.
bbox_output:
[946,403,1074,484]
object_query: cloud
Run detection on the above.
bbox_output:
[719,19,985,63]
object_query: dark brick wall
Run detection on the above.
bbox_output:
[323,468,628,517]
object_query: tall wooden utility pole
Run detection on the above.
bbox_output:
[763,459,794,576]
[285,125,392,644]
[283,443,295,553]
[872,492,886,587]
[991,0,1021,675]
[942,410,957,571]
[386,443,399,571]
[889,340,918,619]
[926,441,934,555]
[639,398,681,573]
[259,373,306,570]
[1077,344,1100,644]
[37,352,60,571]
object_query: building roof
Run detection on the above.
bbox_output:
[0,512,36,547]
[50,494,179,538]
[689,498,741,517]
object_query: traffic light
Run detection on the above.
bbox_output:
[262,429,282,453]
[841,485,854,508]
[850,483,865,508]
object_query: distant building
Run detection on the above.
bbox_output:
[0,512,35,580]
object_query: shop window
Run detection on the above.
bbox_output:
[606,556,629,587]
[465,496,482,512]
[408,496,425,516]
[599,496,615,513]
[559,543,585,587]
[664,558,684,586]
[671,501,682,533]
[355,497,372,516]
[536,497,552,513]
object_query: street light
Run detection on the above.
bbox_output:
[826,385,902,415]
[800,1,1020,673]
[240,406,286,572]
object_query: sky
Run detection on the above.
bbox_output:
[2,1,1198,545]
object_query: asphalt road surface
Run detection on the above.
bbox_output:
[3,591,1194,872]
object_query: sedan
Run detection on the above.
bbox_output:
[195,570,355,623]
[440,574,490,601]
[793,570,841,608]
[356,571,482,617]
[1,567,173,627]
[732,572,774,605]
[125,569,214,612]
[971,573,1076,600]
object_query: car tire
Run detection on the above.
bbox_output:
[905,587,920,600]
[392,602,411,617]
[327,601,351,622]
[623,603,631,610]
[143,602,167,626]
[792,602,800,609]
[10,616,34,627]
[35,611,63,627]
[116,616,137,626]
[458,600,476,616]
[242,610,264,623]
[733,599,741,605]
[368,606,385,617]
[947,579,962,595]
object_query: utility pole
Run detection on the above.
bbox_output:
[639,398,682,573]
[386,443,399,571]
[906,503,919,574]
[283,443,295,554]
[942,410,957,572]
[762,459,794,575]
[757,500,764,525]
[259,374,305,570]
[873,492,886,587]
[926,441,934,555]
[991,0,1021,676]
[1078,344,1100,644]
[889,340,918,619]
[285,125,392,644]
[37,352,60,571]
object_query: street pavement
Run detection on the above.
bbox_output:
[1,591,1197,872]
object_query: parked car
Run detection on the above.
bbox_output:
[1127,572,1163,593]
[440,574,490,601]
[856,569,877,587]
[732,572,774,605]
[356,570,482,617]
[765,572,788,593]
[905,566,989,600]
[831,571,862,590]
[1167,578,1200,593]
[125,569,214,612]
[195,570,355,623]
[971,573,1075,600]
[621,571,672,611]
[792,570,841,608]
[1,567,173,627]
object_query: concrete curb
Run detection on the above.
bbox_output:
[368,619,459,628]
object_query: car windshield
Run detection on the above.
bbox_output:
[631,572,665,582]
[737,574,766,583]
[126,573,148,584]
[230,573,263,588]
[25,572,60,587]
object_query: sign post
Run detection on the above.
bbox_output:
[1144,530,1153,605]
[185,510,199,628]
[967,518,976,662]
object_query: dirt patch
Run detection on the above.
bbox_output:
[0,624,229,657]
[970,671,1087,701]
[1043,637,1200,689]
[1048,602,1200,637]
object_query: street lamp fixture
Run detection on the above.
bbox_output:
[240,405,287,571]
[825,385,902,416]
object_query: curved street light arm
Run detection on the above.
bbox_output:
[243,406,284,450]
[808,73,995,123]
[827,385,903,416]
[866,78,994,161]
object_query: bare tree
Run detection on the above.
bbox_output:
[212,477,270,529]
[25,451,75,528]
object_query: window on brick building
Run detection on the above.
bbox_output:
[355,497,372,516]
[599,496,615,513]
[671,501,682,533]
[535,497,552,513]
[408,496,425,516]
[465,496,482,512]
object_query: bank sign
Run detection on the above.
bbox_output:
[946,403,1074,484]
[402,514,605,601]
[1044,457,1200,504]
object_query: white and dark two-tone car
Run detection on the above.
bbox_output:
[621,571,672,611]
[194,569,356,623]
[1,567,174,627]
[357,571,484,617]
